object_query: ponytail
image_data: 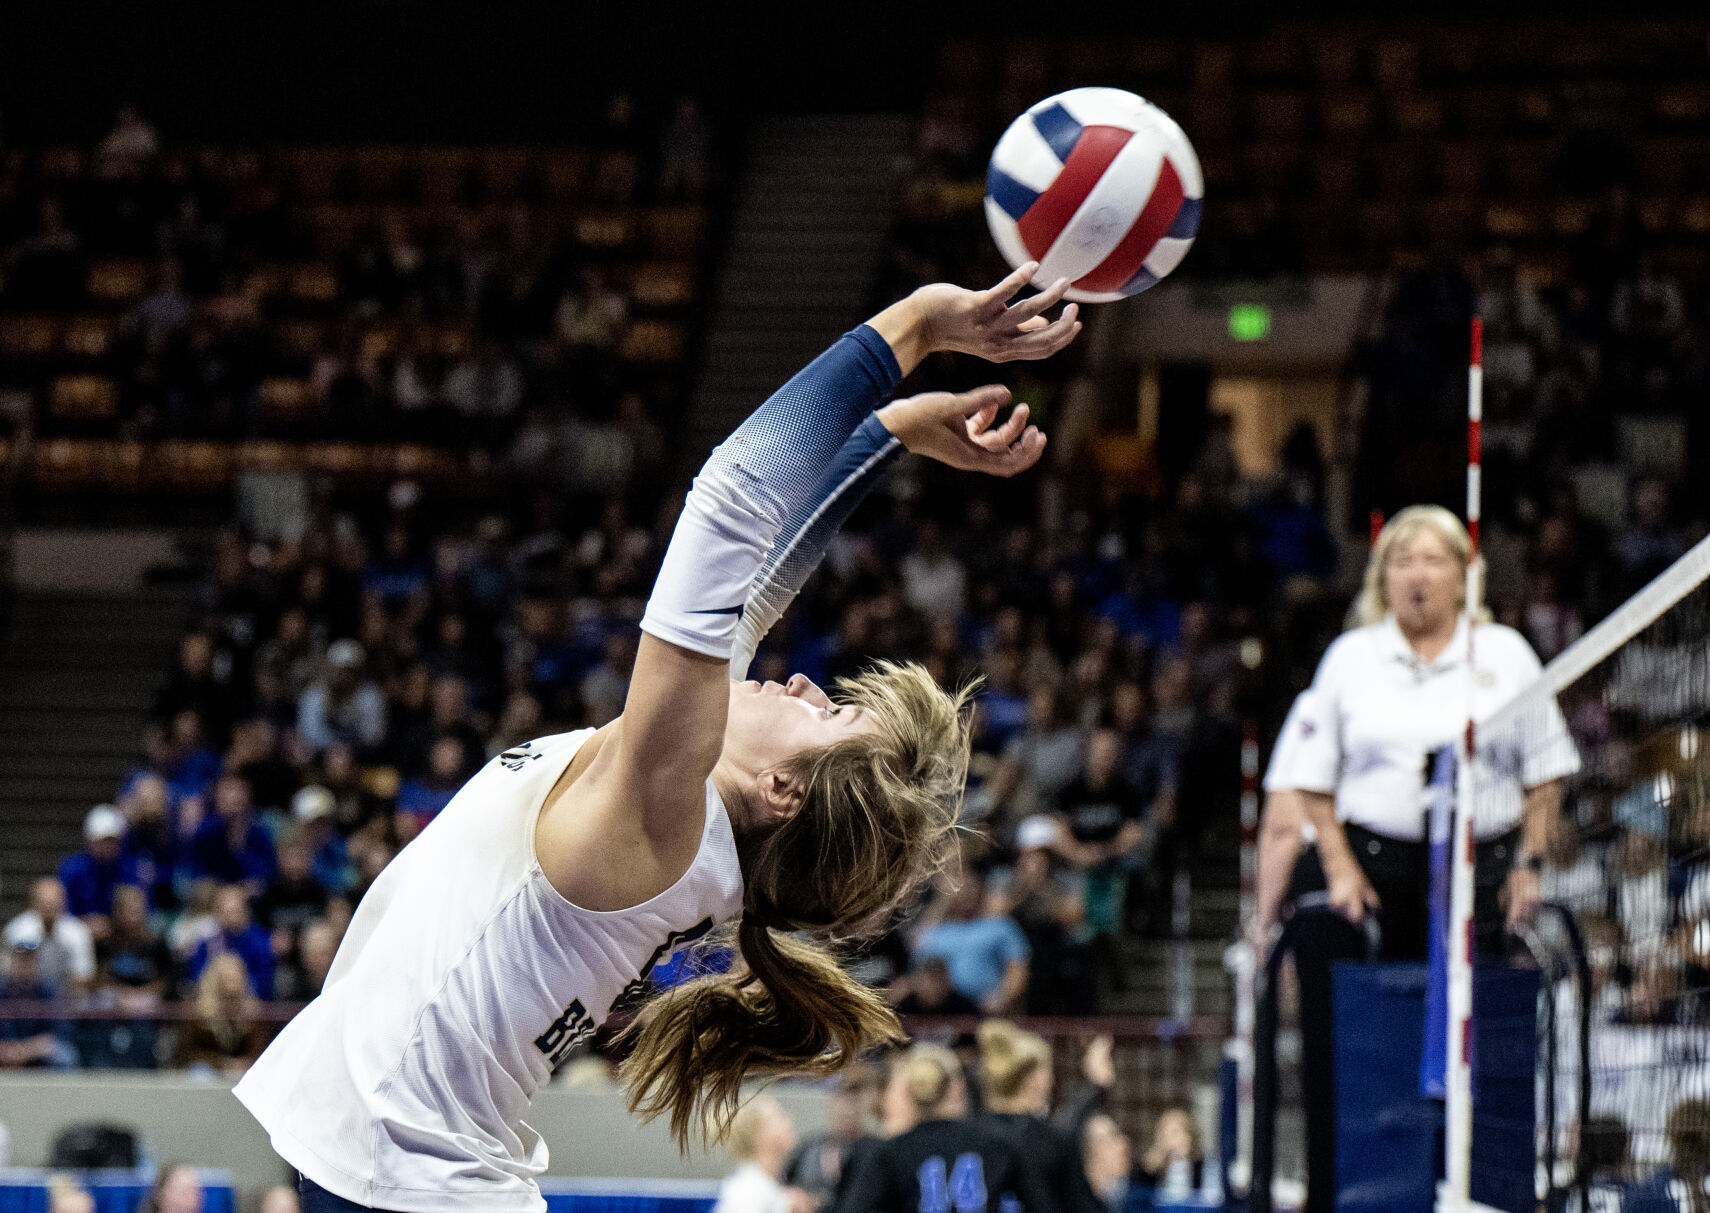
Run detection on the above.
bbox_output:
[623,661,972,1149]
[620,917,904,1149]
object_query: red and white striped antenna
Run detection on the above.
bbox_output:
[1444,316,1483,1213]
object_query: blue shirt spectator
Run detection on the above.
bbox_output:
[186,885,276,999]
[911,873,1030,1012]
[58,805,140,920]
[187,775,276,890]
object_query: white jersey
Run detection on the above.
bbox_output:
[1291,616,1580,840]
[235,729,745,1213]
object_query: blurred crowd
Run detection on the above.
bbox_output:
[0,98,712,449]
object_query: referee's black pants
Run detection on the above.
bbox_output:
[1286,824,1517,1213]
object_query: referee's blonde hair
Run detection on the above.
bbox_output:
[1354,504,1490,628]
[622,661,974,1149]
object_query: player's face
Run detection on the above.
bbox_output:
[1385,528,1461,635]
[724,675,877,777]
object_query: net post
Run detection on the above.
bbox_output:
[1443,316,1482,1213]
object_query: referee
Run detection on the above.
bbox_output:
[1277,505,1579,1213]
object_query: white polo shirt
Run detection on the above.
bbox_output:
[1289,615,1580,841]
[1264,689,1324,793]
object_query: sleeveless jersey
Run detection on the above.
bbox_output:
[234,729,745,1212]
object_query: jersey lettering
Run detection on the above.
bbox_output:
[498,743,544,772]
[917,1154,988,1213]
[533,998,592,1066]
[533,917,718,1066]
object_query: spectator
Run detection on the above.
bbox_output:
[0,933,76,1069]
[711,1096,802,1213]
[228,718,300,816]
[987,685,1086,825]
[1613,478,1689,597]
[990,816,1093,1015]
[298,640,388,756]
[784,1071,870,1206]
[657,96,712,199]
[1137,1107,1205,1198]
[911,870,1029,1015]
[1056,727,1165,939]
[893,956,982,1018]
[275,918,340,1003]
[94,102,159,177]
[255,831,330,952]
[428,676,487,776]
[395,736,467,838]
[140,1165,203,1213]
[5,195,84,310]
[179,952,266,1073]
[291,786,351,894]
[120,773,180,909]
[187,773,276,892]
[168,879,221,964]
[187,885,276,999]
[4,879,95,993]
[152,632,236,744]
[58,805,140,934]
[161,710,222,804]
[97,884,173,1002]
[900,521,967,625]
[1082,1114,1132,1213]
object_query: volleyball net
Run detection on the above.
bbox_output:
[1449,531,1710,1212]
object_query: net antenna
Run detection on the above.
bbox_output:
[1443,317,1483,1213]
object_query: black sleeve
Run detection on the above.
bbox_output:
[783,1140,808,1185]
[1005,1145,1061,1213]
[1051,1080,1108,1139]
[831,1137,890,1213]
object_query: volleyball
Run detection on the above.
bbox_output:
[985,87,1203,303]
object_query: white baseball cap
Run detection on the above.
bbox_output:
[85,804,127,842]
[1016,814,1059,852]
[293,785,334,822]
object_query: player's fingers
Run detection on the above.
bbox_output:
[1008,310,1082,359]
[1005,276,1070,323]
[981,401,1030,448]
[980,262,1039,311]
[942,383,1011,418]
[965,400,1002,438]
[1015,315,1050,333]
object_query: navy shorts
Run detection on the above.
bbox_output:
[298,1176,400,1213]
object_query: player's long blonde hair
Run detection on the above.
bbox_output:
[1352,504,1491,628]
[621,661,973,1149]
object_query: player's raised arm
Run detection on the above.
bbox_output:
[609,267,1079,837]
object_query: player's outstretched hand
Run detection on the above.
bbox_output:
[878,384,1046,478]
[914,262,1082,363]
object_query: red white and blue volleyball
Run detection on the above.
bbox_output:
[986,87,1203,303]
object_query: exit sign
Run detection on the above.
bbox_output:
[1229,304,1271,341]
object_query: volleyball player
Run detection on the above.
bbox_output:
[233,263,1080,1213]
[976,1020,1102,1213]
[834,1044,1052,1213]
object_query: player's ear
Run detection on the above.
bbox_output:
[755,770,805,825]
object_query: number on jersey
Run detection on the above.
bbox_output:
[916,1153,988,1213]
